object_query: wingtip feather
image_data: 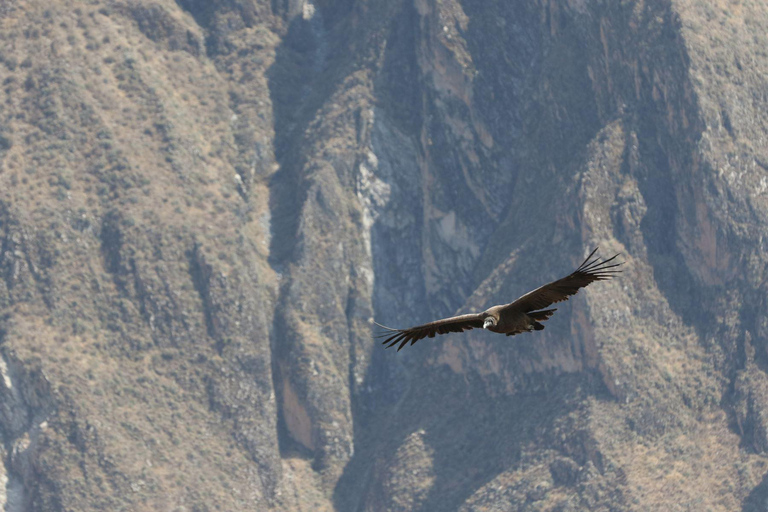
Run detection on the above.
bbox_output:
[373,321,399,331]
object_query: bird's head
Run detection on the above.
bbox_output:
[482,315,496,329]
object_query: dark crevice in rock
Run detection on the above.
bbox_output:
[266,2,333,462]
[266,6,329,270]
[373,0,422,137]
[269,300,299,458]
[187,243,218,345]
[175,0,216,28]
[743,469,768,512]
[99,211,124,279]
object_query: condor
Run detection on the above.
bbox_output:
[376,248,622,351]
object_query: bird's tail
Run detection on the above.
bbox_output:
[528,308,557,321]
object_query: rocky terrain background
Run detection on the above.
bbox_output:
[0,0,767,510]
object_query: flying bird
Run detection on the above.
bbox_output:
[376,248,622,351]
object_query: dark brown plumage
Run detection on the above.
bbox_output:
[375,248,622,351]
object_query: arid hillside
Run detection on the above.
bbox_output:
[1,0,768,510]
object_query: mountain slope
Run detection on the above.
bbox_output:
[0,0,767,510]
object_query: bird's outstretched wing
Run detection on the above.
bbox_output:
[375,313,484,351]
[501,248,622,314]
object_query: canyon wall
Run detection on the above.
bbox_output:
[0,0,767,510]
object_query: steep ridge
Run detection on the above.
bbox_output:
[0,0,283,509]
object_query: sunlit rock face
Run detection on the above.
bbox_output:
[1,0,767,510]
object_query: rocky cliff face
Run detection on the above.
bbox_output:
[0,0,767,510]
